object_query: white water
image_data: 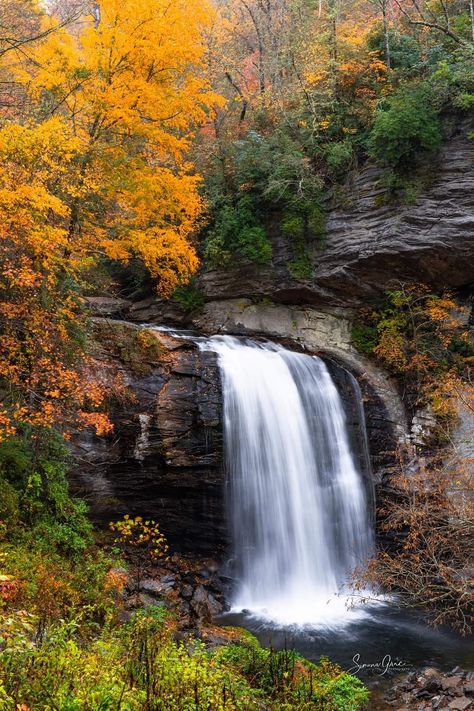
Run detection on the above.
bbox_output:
[201,336,375,628]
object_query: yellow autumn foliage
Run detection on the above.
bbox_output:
[0,0,222,440]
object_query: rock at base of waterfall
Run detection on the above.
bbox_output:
[384,668,474,710]
[190,585,223,623]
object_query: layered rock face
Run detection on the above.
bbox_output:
[71,318,403,557]
[197,119,474,308]
[70,321,225,555]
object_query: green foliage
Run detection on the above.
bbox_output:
[351,322,378,355]
[0,431,92,555]
[172,279,205,315]
[214,641,369,710]
[289,254,314,280]
[281,209,323,281]
[203,130,324,268]
[308,205,327,242]
[368,83,442,171]
[378,170,434,205]
[367,27,421,70]
[204,195,272,268]
[431,46,474,111]
[1,609,367,711]
[323,140,354,178]
[282,214,305,241]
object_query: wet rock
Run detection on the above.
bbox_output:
[464,682,474,697]
[84,296,131,317]
[442,677,464,695]
[181,584,194,600]
[158,574,176,592]
[448,698,473,710]
[140,575,176,596]
[126,592,165,609]
[70,320,226,557]
[190,585,223,623]
[383,669,474,711]
[140,578,163,596]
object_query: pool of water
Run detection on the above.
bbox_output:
[220,604,474,684]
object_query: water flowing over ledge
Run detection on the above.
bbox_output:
[200,335,376,628]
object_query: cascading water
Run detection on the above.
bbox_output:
[201,335,374,627]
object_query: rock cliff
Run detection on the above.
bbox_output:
[70,320,225,555]
[197,119,474,308]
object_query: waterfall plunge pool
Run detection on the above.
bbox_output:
[218,607,474,683]
[201,335,474,681]
[149,328,474,680]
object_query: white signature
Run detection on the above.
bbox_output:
[348,653,412,676]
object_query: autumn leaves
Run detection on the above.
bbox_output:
[0,0,220,441]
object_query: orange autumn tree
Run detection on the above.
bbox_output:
[0,0,221,441]
[18,0,221,294]
[0,117,114,439]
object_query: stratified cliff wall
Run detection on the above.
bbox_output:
[194,119,473,309]
[70,321,226,555]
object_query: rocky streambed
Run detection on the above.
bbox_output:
[375,667,474,710]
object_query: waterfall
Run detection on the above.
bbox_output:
[201,336,374,627]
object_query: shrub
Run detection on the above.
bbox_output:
[366,27,421,70]
[368,83,442,171]
[431,46,474,111]
[351,322,378,355]
[214,639,369,710]
[110,515,168,591]
[289,255,314,280]
[352,285,473,425]
[282,214,305,241]
[324,140,354,178]
[364,450,474,635]
[204,195,272,268]
[172,279,205,315]
[0,431,92,555]
[0,611,261,710]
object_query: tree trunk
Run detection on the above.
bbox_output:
[382,0,391,69]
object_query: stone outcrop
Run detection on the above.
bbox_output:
[196,299,354,351]
[196,119,474,309]
[381,667,474,710]
[71,316,404,558]
[70,319,225,556]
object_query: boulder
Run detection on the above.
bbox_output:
[448,698,473,710]
[190,585,223,623]
[84,296,131,318]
